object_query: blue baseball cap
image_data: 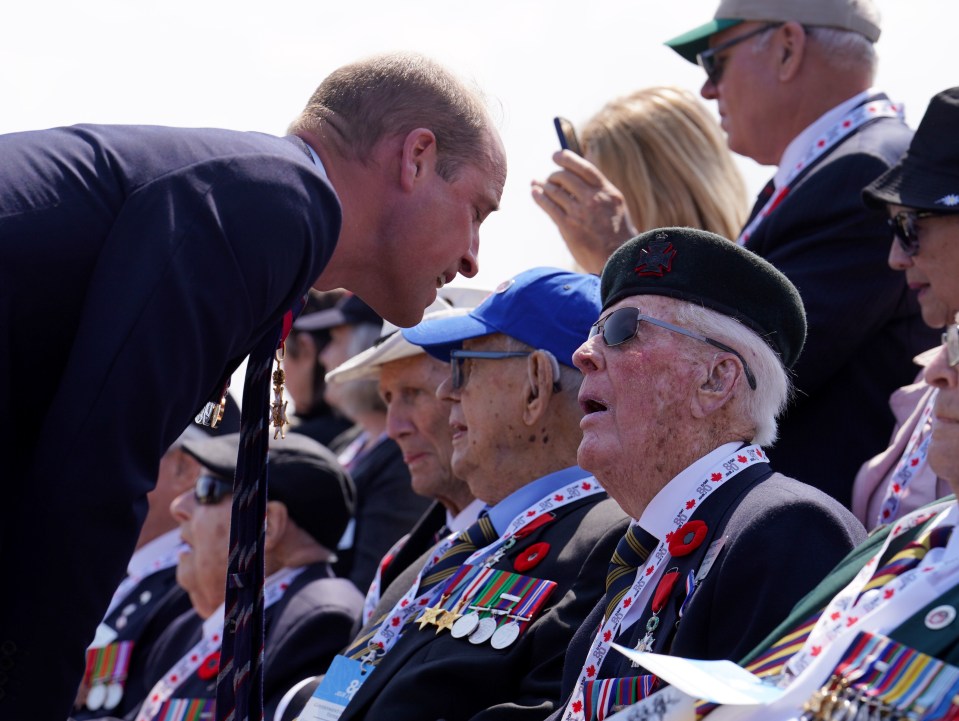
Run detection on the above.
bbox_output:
[402,267,601,367]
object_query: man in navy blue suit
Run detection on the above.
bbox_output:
[0,51,506,719]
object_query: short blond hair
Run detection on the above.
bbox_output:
[290,52,493,181]
[582,87,748,239]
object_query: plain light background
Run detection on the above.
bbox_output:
[4,1,953,397]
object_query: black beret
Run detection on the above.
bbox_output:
[601,227,807,369]
[181,432,355,551]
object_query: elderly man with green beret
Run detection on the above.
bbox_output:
[549,227,866,721]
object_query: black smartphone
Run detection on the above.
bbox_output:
[553,116,583,156]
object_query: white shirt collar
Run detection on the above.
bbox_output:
[127,529,183,577]
[638,442,744,538]
[774,88,877,189]
[305,144,331,183]
[448,498,485,534]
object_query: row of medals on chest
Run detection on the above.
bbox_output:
[420,538,527,650]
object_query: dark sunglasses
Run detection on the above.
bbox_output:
[944,323,959,368]
[588,306,758,390]
[696,23,781,84]
[449,349,533,390]
[194,474,233,505]
[887,210,941,257]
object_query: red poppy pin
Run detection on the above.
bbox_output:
[667,520,708,557]
[197,650,220,680]
[514,542,550,573]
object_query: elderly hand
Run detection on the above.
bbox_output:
[531,150,637,274]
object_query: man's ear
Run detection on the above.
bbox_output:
[692,354,742,418]
[523,350,561,425]
[264,500,289,552]
[399,128,439,192]
[777,21,807,82]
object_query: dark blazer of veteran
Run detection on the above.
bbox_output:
[118,562,362,721]
[743,101,939,506]
[551,465,866,718]
[339,494,630,721]
[0,124,340,719]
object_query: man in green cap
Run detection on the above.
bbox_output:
[665,0,939,509]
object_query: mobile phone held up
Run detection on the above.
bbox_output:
[553,116,583,156]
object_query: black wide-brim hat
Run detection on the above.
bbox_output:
[863,87,959,212]
[601,227,806,370]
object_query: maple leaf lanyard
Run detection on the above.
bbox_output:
[783,501,959,685]
[359,476,607,665]
[738,98,904,246]
[562,446,769,721]
[134,566,304,721]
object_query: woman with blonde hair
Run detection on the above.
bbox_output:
[532,86,748,273]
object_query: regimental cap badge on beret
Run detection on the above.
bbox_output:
[634,234,677,278]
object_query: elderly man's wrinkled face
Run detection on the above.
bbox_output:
[436,334,531,504]
[888,205,959,328]
[572,296,709,516]
[170,476,232,619]
[924,337,959,493]
[381,354,458,501]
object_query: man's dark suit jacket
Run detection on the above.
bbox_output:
[117,562,362,721]
[338,493,630,721]
[744,103,939,506]
[0,124,341,719]
[548,466,866,720]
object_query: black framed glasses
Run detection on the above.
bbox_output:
[944,323,959,368]
[887,210,941,257]
[588,306,758,390]
[696,23,781,84]
[194,474,233,505]
[449,350,533,390]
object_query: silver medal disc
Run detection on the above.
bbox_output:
[104,682,124,710]
[468,616,497,645]
[85,683,107,711]
[450,611,480,639]
[490,621,520,649]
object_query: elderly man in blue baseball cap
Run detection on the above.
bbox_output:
[284,267,630,721]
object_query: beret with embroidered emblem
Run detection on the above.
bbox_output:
[600,227,806,369]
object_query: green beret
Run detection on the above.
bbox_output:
[601,227,807,369]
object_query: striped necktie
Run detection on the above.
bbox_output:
[745,524,955,680]
[345,513,498,660]
[605,524,658,622]
[215,298,305,721]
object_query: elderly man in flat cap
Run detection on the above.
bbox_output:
[550,228,865,721]
[111,433,362,721]
[664,0,938,507]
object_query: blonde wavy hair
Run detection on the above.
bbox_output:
[582,86,748,239]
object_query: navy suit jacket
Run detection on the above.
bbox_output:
[743,105,939,506]
[338,493,631,721]
[0,124,341,719]
[117,562,362,721]
[549,467,866,720]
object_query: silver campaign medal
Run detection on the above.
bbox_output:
[490,620,521,649]
[85,683,107,711]
[104,682,124,711]
[469,616,497,644]
[451,611,480,639]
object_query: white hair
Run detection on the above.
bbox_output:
[753,24,877,79]
[673,303,792,446]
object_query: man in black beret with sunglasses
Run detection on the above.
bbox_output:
[550,227,865,721]
[664,0,938,509]
[113,432,362,721]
